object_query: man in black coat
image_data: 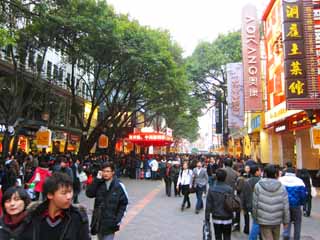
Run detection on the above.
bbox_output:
[205,169,233,240]
[86,162,128,240]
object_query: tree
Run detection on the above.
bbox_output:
[186,31,242,146]
[186,31,242,104]
[34,0,192,158]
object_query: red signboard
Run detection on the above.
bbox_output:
[241,4,263,111]
[263,0,320,110]
[264,0,285,110]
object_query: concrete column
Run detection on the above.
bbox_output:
[279,135,284,167]
[296,137,303,169]
[269,133,273,164]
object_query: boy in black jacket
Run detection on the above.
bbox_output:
[26,172,90,240]
[205,169,233,240]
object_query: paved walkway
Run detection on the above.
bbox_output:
[80,179,320,240]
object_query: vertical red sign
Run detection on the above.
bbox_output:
[241,4,263,111]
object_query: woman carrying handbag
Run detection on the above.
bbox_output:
[176,161,193,211]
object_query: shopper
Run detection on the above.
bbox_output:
[280,167,307,240]
[177,161,193,211]
[164,161,174,197]
[86,162,128,240]
[0,187,31,239]
[205,169,233,240]
[252,164,290,240]
[193,161,208,214]
[26,172,90,240]
[242,165,262,240]
[28,160,51,201]
[297,169,312,217]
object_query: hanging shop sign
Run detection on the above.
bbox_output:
[241,4,263,111]
[36,127,51,148]
[227,63,244,131]
[98,134,108,149]
[275,123,288,133]
[283,0,320,109]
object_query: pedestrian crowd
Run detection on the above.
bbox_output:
[0,150,318,240]
[0,151,129,240]
[159,154,317,240]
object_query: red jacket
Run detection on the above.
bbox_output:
[28,167,51,193]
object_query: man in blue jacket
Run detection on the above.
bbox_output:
[280,167,307,240]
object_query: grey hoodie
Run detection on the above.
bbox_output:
[252,178,290,226]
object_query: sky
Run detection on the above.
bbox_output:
[107,0,270,56]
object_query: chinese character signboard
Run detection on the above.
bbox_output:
[313,1,320,95]
[241,4,263,111]
[283,0,308,99]
[283,0,320,109]
[227,63,244,131]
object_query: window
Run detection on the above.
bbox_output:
[28,50,35,68]
[36,55,43,72]
[53,64,58,82]
[58,68,64,83]
[46,61,52,80]
[66,73,71,86]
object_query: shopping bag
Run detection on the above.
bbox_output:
[203,220,212,240]
[311,187,317,197]
[79,172,88,183]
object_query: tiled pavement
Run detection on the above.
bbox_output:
[79,179,320,240]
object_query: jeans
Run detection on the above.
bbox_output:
[249,219,260,240]
[164,177,172,196]
[135,168,141,179]
[243,211,250,234]
[98,234,114,240]
[283,207,302,240]
[213,223,231,240]
[208,176,214,187]
[195,185,206,210]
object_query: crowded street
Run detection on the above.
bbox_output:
[2,0,320,240]
[80,178,319,240]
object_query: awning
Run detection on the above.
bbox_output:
[126,132,173,147]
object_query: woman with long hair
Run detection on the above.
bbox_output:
[0,187,32,239]
[177,161,193,211]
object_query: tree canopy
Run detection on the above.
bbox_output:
[0,0,202,156]
[186,31,242,104]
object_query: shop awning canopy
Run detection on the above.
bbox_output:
[126,132,173,147]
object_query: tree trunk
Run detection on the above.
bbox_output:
[107,137,117,160]
[1,132,11,159]
[78,135,90,160]
[11,134,19,155]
